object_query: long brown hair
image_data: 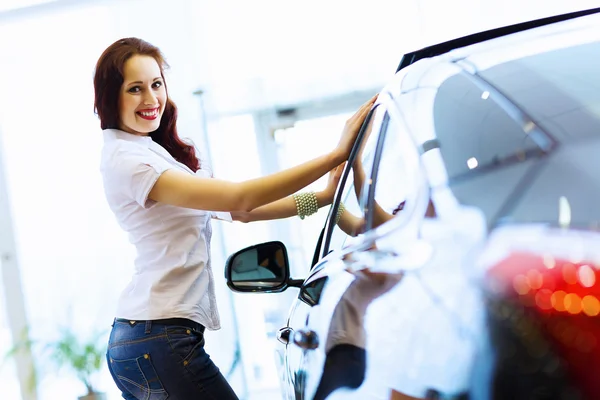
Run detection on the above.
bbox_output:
[93,37,199,172]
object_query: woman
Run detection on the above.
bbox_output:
[94,37,375,400]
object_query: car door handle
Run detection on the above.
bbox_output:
[277,326,293,345]
[293,329,319,350]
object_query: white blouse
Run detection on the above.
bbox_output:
[100,128,230,330]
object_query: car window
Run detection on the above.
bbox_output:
[323,105,383,254]
[363,110,412,231]
[432,71,600,229]
[347,98,423,234]
[434,74,548,181]
[326,175,363,252]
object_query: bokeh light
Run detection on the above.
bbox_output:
[513,274,530,295]
[564,293,582,315]
[577,264,596,288]
[543,254,556,269]
[551,291,567,312]
[582,295,600,317]
[562,263,578,285]
[527,269,543,290]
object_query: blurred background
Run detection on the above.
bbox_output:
[0,0,598,399]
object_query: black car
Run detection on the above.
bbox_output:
[225,7,600,400]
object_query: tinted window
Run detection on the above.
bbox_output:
[363,109,416,231]
[480,41,600,144]
[434,74,548,181]
[352,98,425,234]
[324,100,424,249]
[433,68,600,229]
[327,174,363,252]
[325,106,383,252]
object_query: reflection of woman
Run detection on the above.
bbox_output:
[95,37,375,399]
[256,246,285,276]
[314,268,404,400]
[336,155,405,237]
[232,248,277,280]
[335,109,437,237]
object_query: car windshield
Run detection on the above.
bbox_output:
[433,40,600,229]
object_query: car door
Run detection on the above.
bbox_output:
[281,105,381,399]
[284,102,410,400]
[302,84,482,400]
[308,95,426,400]
[318,65,533,399]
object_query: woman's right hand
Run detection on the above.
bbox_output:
[335,94,378,159]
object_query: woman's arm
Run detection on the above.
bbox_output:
[334,200,393,237]
[333,156,392,236]
[231,163,344,223]
[148,152,340,212]
[353,156,395,229]
[231,191,329,223]
[149,96,375,212]
[336,209,364,237]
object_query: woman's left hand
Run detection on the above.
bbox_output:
[334,95,378,159]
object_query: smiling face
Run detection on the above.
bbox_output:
[118,55,167,136]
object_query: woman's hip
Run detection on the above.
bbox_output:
[107,318,237,399]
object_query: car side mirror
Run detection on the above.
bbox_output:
[225,241,302,293]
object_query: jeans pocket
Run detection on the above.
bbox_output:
[109,353,168,400]
[166,326,205,363]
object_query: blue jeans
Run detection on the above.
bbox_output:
[107,318,238,400]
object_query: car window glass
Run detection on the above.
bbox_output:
[433,73,541,229]
[356,102,421,233]
[479,41,600,144]
[434,74,546,181]
[364,111,410,231]
[327,182,361,250]
[327,105,384,250]
[432,72,600,228]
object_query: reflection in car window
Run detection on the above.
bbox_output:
[434,71,600,229]
[480,41,600,144]
[435,77,545,181]
[328,182,361,251]
[364,110,412,232]
[328,105,384,249]
[343,103,417,234]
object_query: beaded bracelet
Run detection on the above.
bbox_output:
[335,202,346,224]
[293,192,319,219]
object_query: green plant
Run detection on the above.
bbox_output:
[4,326,107,396]
[48,327,106,395]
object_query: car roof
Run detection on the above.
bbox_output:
[396,6,600,72]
